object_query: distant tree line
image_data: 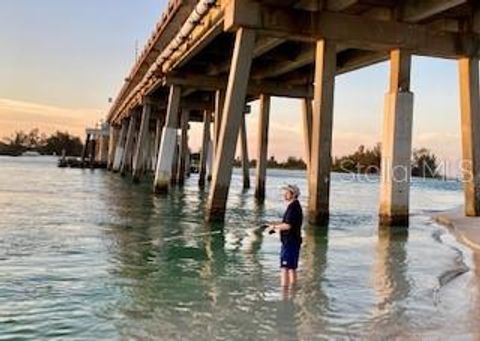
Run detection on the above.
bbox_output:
[0,129,84,156]
[332,144,440,178]
[232,143,440,178]
[232,156,307,170]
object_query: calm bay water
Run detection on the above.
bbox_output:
[1,156,479,339]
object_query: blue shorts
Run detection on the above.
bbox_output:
[280,243,301,269]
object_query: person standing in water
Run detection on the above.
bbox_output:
[268,184,303,287]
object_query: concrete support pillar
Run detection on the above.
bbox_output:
[178,110,190,186]
[153,117,164,170]
[89,138,96,169]
[308,40,336,225]
[153,85,181,194]
[302,98,313,174]
[214,90,225,155]
[112,120,128,172]
[186,148,191,178]
[255,94,270,200]
[121,111,138,176]
[132,100,152,183]
[97,135,109,164]
[458,56,480,216]
[207,139,213,181]
[207,28,256,221]
[81,133,91,166]
[107,126,119,170]
[171,136,180,185]
[239,114,250,190]
[199,110,211,188]
[149,129,156,172]
[379,49,414,227]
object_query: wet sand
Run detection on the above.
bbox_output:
[434,207,480,252]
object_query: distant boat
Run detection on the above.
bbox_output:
[21,151,41,157]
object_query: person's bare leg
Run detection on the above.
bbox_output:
[281,268,289,287]
[288,269,297,286]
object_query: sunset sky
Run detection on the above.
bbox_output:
[0,0,464,169]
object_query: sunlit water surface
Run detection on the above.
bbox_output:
[1,156,479,339]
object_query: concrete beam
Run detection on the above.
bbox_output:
[208,36,285,76]
[225,3,479,58]
[402,0,467,23]
[165,74,313,98]
[459,56,480,216]
[379,49,414,227]
[252,48,314,80]
[207,28,256,221]
[254,94,270,201]
[326,0,359,11]
[308,40,336,226]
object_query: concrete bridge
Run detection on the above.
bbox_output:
[103,0,480,226]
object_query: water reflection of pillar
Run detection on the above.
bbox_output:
[372,228,410,327]
[102,178,158,273]
[295,225,330,339]
[200,223,226,306]
[244,203,266,286]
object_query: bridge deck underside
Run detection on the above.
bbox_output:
[109,0,477,125]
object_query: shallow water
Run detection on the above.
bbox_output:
[0,156,479,339]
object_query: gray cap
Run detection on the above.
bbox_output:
[281,184,300,198]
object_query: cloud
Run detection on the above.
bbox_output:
[0,97,103,139]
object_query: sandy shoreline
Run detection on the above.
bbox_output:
[433,206,480,253]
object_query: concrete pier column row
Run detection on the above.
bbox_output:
[302,98,313,175]
[254,94,270,201]
[107,126,119,170]
[239,113,250,190]
[308,39,336,225]
[178,110,190,186]
[112,119,129,172]
[199,110,211,188]
[121,111,139,176]
[132,99,153,183]
[207,28,256,221]
[154,85,182,194]
[379,49,414,226]
[459,56,480,216]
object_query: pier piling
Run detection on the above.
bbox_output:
[132,99,152,183]
[154,85,181,194]
[254,94,270,201]
[308,40,336,226]
[379,49,414,227]
[459,56,480,217]
[207,28,256,221]
[121,111,138,177]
